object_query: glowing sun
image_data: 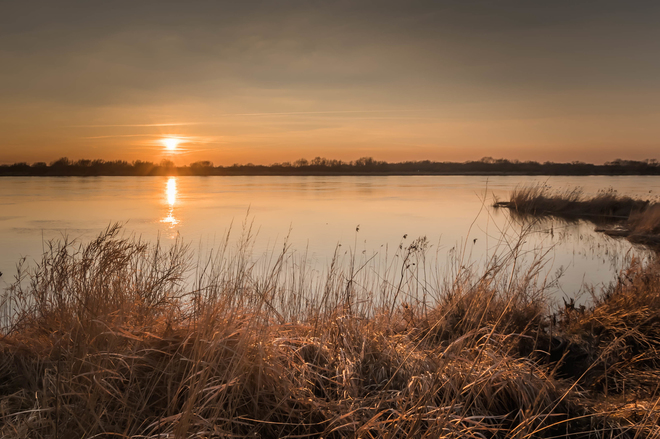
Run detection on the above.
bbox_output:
[162,138,180,151]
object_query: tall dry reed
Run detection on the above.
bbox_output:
[0,223,658,438]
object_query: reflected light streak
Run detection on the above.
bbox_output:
[166,177,177,206]
[161,177,180,227]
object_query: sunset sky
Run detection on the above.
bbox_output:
[2,1,660,165]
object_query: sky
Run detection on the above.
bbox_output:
[2,0,660,165]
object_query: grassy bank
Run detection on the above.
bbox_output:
[0,225,659,438]
[497,185,660,246]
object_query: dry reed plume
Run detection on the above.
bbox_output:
[0,223,658,438]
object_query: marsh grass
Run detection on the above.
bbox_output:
[500,185,649,220]
[628,204,660,236]
[498,185,660,248]
[0,223,659,438]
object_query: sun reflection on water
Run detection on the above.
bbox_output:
[161,177,180,227]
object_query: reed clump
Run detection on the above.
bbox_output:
[0,225,659,438]
[498,185,660,247]
[500,185,648,219]
[628,204,660,236]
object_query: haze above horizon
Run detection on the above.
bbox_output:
[2,1,660,165]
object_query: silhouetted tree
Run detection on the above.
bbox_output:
[1,157,659,176]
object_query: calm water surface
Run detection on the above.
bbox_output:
[1,175,659,301]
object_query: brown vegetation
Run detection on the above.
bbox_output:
[498,185,649,219]
[0,225,659,438]
[498,185,660,247]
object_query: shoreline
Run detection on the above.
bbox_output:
[3,171,660,177]
[2,158,659,177]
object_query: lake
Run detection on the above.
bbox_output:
[1,175,659,302]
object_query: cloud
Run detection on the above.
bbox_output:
[2,1,660,163]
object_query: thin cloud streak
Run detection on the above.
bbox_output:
[215,109,435,117]
[72,110,435,130]
[71,123,201,128]
[83,134,159,139]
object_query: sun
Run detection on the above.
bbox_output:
[162,138,179,151]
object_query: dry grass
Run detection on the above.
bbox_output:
[500,185,649,219]
[629,204,660,236]
[0,224,659,438]
[498,184,660,247]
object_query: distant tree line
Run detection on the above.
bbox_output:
[1,156,660,176]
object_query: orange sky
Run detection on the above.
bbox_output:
[2,1,660,165]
